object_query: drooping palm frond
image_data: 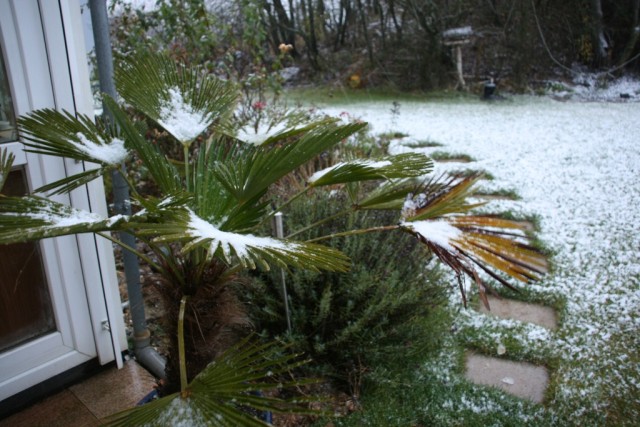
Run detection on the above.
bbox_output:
[115,52,238,145]
[104,337,322,427]
[307,153,433,187]
[0,149,15,193]
[0,195,130,243]
[135,208,351,272]
[399,175,548,308]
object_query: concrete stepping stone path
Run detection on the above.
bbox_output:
[465,353,550,403]
[479,296,558,330]
[464,296,557,403]
[426,144,558,403]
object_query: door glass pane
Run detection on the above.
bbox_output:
[0,46,17,143]
[0,169,56,352]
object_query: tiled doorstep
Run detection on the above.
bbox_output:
[0,359,157,426]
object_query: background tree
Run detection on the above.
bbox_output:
[109,0,640,91]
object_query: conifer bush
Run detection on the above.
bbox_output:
[245,189,445,389]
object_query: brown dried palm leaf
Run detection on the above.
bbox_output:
[400,175,548,309]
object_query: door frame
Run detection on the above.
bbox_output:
[0,0,125,401]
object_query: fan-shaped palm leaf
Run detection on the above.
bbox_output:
[136,208,351,272]
[400,176,548,307]
[115,53,238,145]
[0,195,130,243]
[104,337,322,427]
[235,118,319,147]
[213,120,367,204]
[17,109,127,165]
[307,153,432,187]
[16,109,128,195]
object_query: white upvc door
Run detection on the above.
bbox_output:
[0,0,125,401]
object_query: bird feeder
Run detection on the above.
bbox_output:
[442,26,474,89]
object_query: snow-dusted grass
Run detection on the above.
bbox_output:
[318,94,640,425]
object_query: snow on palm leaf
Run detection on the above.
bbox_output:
[307,153,432,187]
[115,53,238,147]
[148,209,351,272]
[236,120,290,146]
[0,195,129,243]
[17,109,128,166]
[158,87,213,146]
[71,133,127,164]
[400,175,548,308]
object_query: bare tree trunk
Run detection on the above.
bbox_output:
[356,0,375,64]
[590,0,609,67]
[374,0,386,50]
[335,0,352,49]
[306,0,319,58]
[272,0,297,46]
[388,0,403,42]
[616,0,640,69]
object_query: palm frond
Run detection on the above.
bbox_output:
[214,120,367,204]
[235,119,319,146]
[0,149,15,192]
[104,338,323,427]
[356,179,421,210]
[103,96,182,194]
[34,168,107,196]
[115,52,238,145]
[17,109,127,166]
[192,143,269,231]
[136,208,351,272]
[307,153,432,187]
[0,195,130,243]
[403,173,486,220]
[399,176,548,308]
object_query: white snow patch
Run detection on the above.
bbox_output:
[143,397,208,427]
[186,210,290,261]
[159,87,211,144]
[401,219,462,251]
[320,96,640,420]
[23,207,104,227]
[73,133,127,165]
[236,121,289,145]
[501,377,515,385]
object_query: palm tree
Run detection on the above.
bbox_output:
[0,53,546,425]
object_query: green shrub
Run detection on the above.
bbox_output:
[244,189,445,389]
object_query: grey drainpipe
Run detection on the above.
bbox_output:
[88,0,166,379]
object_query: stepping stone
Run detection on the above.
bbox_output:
[479,295,558,330]
[465,353,549,403]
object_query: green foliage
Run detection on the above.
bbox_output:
[105,336,321,427]
[430,151,476,163]
[0,48,551,423]
[0,52,442,423]
[0,149,14,192]
[108,0,285,110]
[245,189,445,388]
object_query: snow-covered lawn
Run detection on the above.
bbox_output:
[321,95,640,424]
